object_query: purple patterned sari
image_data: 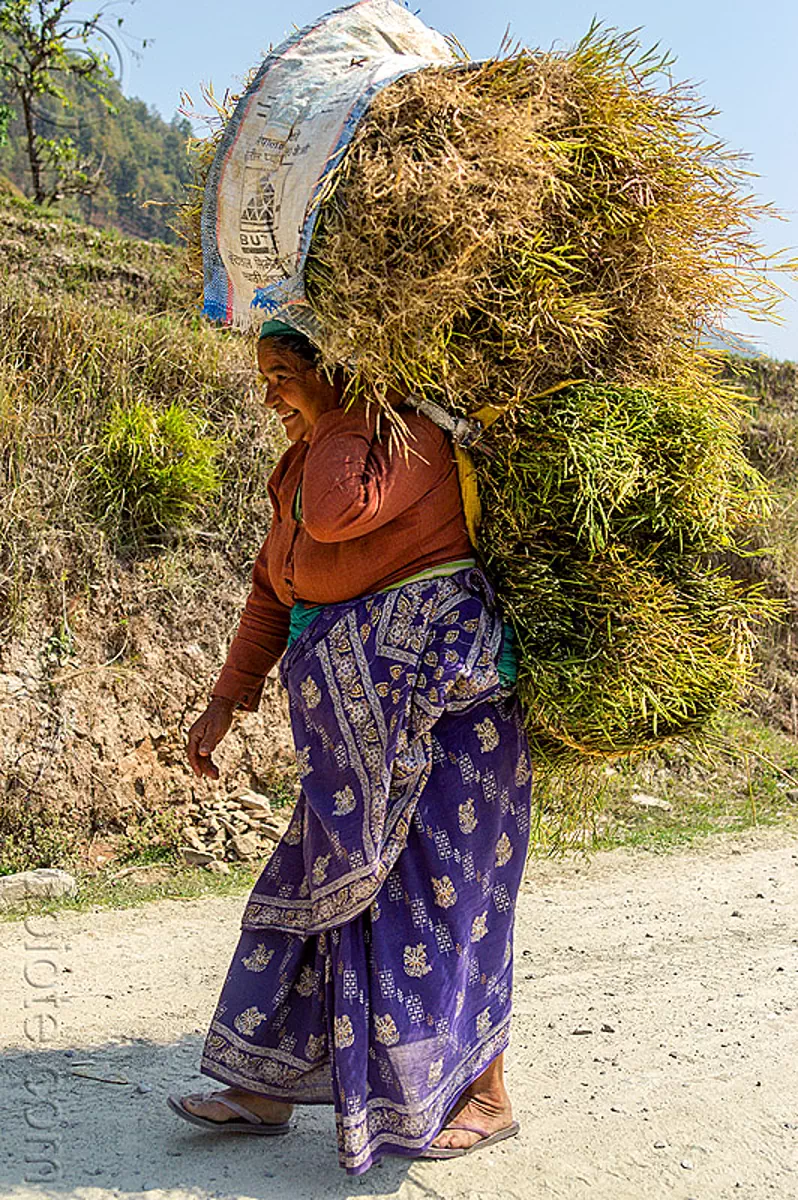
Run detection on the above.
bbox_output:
[200,568,532,1174]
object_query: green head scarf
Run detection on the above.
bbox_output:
[258,319,302,340]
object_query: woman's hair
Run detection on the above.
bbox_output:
[260,332,321,369]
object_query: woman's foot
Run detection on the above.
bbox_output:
[181,1087,293,1126]
[430,1054,514,1151]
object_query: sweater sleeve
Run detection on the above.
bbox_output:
[301,407,451,543]
[211,533,290,712]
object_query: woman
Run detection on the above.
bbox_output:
[168,322,532,1175]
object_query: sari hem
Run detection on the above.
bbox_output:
[199,1019,511,1174]
[198,1058,334,1106]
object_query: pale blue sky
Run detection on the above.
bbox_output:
[116,0,796,359]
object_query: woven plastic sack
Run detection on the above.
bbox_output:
[202,0,452,335]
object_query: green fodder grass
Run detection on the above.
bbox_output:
[481,381,767,557]
[477,381,776,762]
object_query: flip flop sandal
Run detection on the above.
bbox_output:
[416,1120,520,1159]
[167,1092,292,1136]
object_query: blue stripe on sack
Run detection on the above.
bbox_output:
[201,4,451,326]
[200,7,336,324]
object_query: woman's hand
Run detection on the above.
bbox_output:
[187,697,235,780]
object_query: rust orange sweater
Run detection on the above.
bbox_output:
[212,405,472,710]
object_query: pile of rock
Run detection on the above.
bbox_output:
[180,789,293,873]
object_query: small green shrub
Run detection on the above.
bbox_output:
[87,400,222,547]
[117,809,184,865]
[0,801,81,876]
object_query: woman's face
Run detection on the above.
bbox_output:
[257,340,339,443]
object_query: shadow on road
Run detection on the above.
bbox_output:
[2,1034,416,1199]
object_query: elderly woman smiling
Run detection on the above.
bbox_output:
[168,322,532,1174]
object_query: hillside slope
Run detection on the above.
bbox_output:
[0,73,193,244]
[0,196,294,872]
[726,357,798,731]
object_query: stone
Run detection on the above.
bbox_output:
[261,819,289,843]
[180,847,215,867]
[0,868,77,907]
[181,826,206,852]
[204,860,231,875]
[230,833,262,861]
[630,792,672,812]
[0,672,27,698]
[237,790,273,817]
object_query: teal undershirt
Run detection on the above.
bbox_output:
[497,619,517,688]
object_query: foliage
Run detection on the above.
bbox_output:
[0,63,192,242]
[471,379,774,762]
[86,400,222,548]
[0,0,191,241]
[0,794,81,875]
[116,808,184,865]
[0,0,131,204]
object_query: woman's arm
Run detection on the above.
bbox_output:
[187,536,290,780]
[301,408,452,543]
[210,534,291,712]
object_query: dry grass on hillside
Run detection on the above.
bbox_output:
[723,359,798,735]
[0,198,283,635]
[0,196,290,873]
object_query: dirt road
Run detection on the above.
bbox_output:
[1,828,797,1200]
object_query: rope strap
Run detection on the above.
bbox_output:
[405,381,585,547]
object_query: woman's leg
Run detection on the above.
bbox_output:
[188,924,335,1116]
[428,1052,514,1150]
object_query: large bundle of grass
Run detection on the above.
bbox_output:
[189,21,795,768]
[477,380,771,762]
[305,33,788,409]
